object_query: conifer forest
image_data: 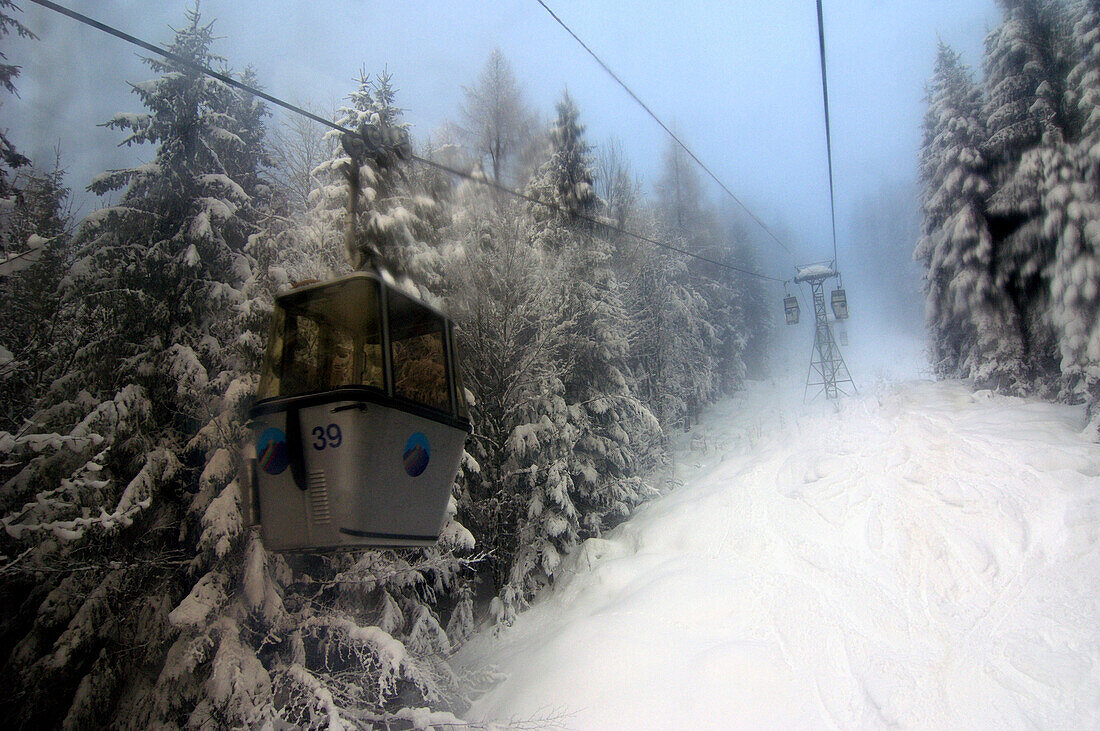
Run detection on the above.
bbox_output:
[0,0,1099,728]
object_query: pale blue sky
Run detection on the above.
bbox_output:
[11,0,999,274]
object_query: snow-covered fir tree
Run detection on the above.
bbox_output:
[917,42,1027,389]
[981,0,1068,388]
[0,12,475,727]
[650,139,729,422]
[437,179,576,616]
[1066,0,1100,162]
[1046,145,1100,435]
[0,161,72,431]
[527,90,596,227]
[0,0,33,196]
[917,0,1100,440]
[723,222,774,380]
[1044,0,1100,434]
[626,230,714,429]
[534,93,662,542]
[0,11,269,726]
[307,69,438,278]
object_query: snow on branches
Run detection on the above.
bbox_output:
[918,0,1100,431]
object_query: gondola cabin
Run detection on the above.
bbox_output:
[244,272,471,551]
[831,287,849,319]
[784,295,800,325]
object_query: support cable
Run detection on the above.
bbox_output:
[816,0,839,270]
[26,0,785,283]
[533,0,797,263]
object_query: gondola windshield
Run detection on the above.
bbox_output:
[258,276,384,400]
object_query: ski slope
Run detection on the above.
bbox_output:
[456,379,1100,728]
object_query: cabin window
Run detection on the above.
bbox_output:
[388,290,450,412]
[257,278,384,399]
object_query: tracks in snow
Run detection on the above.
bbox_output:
[458,380,1100,729]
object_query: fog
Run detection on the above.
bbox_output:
[9,0,997,345]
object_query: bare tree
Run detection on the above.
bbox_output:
[459,49,535,185]
[596,136,641,229]
[269,102,333,215]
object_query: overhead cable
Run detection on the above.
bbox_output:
[533,0,797,262]
[26,0,785,283]
[816,0,839,269]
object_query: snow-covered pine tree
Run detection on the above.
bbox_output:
[723,220,773,381]
[473,91,597,612]
[916,42,1027,389]
[651,139,725,421]
[688,262,746,404]
[981,0,1068,389]
[0,161,72,432]
[1066,0,1100,166]
[625,228,713,429]
[1046,0,1100,437]
[508,93,661,604]
[436,177,575,617]
[540,102,662,537]
[559,233,663,538]
[307,69,438,279]
[0,0,33,195]
[1045,145,1100,436]
[0,10,270,726]
[526,90,596,231]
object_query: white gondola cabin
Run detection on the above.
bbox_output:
[784,295,800,325]
[831,287,849,320]
[244,272,471,551]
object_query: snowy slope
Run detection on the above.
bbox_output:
[456,379,1100,729]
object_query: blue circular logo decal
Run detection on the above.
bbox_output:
[403,432,431,477]
[257,427,289,475]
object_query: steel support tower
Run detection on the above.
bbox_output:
[797,269,854,401]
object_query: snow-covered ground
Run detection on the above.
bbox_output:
[456,378,1100,728]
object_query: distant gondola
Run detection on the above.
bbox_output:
[243,271,471,552]
[784,294,800,325]
[831,287,848,319]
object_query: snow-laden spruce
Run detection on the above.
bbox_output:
[307,69,439,278]
[916,0,1100,436]
[1,27,779,727]
[917,43,1025,389]
[0,12,473,727]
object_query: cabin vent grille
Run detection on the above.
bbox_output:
[308,471,331,525]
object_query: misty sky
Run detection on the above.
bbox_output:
[9,0,999,286]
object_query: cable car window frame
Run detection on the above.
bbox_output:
[447,324,469,420]
[257,306,287,399]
